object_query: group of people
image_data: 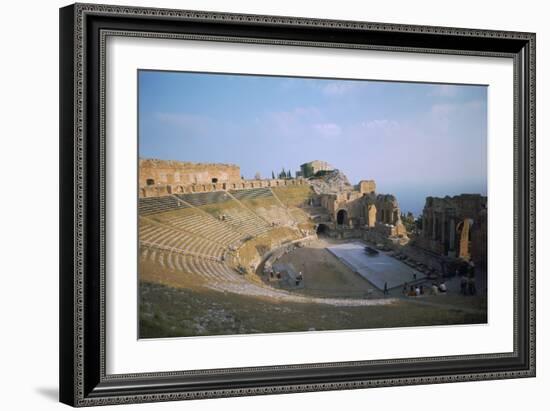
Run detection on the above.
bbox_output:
[266,269,303,287]
[400,281,447,297]
[432,282,447,295]
[268,270,282,280]
[402,284,425,297]
[397,262,478,297]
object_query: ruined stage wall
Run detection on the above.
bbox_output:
[418,194,487,262]
[140,176,307,198]
[139,158,241,188]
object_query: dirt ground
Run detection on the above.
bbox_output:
[275,238,383,298]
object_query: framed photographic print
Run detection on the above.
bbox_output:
[59,3,536,407]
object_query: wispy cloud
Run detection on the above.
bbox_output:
[345,119,403,140]
[264,106,322,137]
[313,123,342,137]
[263,107,346,139]
[154,112,211,135]
[361,119,400,132]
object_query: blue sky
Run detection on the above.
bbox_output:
[139,70,487,215]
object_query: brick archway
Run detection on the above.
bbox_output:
[336,209,348,225]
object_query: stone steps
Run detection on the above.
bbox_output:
[139,195,185,215]
[159,210,245,247]
[140,221,225,259]
[175,191,231,207]
[229,187,272,200]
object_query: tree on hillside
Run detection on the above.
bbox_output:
[401,212,418,234]
[271,171,275,179]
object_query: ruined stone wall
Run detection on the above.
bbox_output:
[300,160,334,178]
[418,194,487,262]
[139,159,241,188]
[374,194,402,226]
[319,191,366,225]
[358,180,376,194]
[319,194,338,215]
[138,158,311,198]
[140,176,306,198]
[317,189,406,239]
[470,208,488,268]
[366,204,377,227]
[342,193,368,227]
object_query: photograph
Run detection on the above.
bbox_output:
[137,71,489,338]
[55,1,536,406]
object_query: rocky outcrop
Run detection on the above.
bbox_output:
[308,169,352,195]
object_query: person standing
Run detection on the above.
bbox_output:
[384,282,388,296]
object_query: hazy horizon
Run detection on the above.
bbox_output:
[139,71,487,216]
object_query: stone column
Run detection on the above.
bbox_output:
[424,213,430,238]
[458,218,471,260]
[449,218,456,252]
[432,212,437,240]
[440,212,446,244]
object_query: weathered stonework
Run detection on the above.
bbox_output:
[299,160,334,178]
[317,184,407,240]
[366,204,377,227]
[416,194,487,264]
[470,207,488,268]
[139,158,241,188]
[140,177,307,198]
[358,180,376,194]
[139,159,306,198]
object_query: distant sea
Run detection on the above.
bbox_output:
[383,182,488,217]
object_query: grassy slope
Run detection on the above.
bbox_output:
[272,185,314,207]
[139,281,487,338]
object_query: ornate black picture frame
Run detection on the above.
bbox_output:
[59,3,535,407]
